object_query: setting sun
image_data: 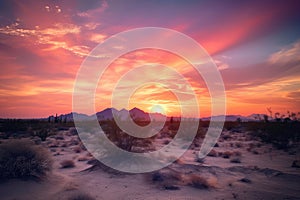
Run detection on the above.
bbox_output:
[150,104,166,114]
[0,0,299,119]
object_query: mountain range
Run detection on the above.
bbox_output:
[52,107,267,122]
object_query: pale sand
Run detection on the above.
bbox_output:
[0,129,299,200]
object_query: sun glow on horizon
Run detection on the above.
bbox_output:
[0,1,299,118]
[149,104,166,115]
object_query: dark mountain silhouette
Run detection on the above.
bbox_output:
[56,108,265,122]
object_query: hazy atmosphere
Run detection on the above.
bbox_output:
[0,1,300,200]
[0,0,300,118]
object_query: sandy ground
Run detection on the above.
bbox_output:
[0,128,299,200]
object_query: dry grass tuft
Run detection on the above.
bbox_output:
[151,168,217,190]
[185,174,218,189]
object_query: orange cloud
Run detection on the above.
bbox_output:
[0,1,299,118]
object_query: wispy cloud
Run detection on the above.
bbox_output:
[0,0,299,117]
[269,40,300,65]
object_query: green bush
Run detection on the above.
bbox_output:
[0,139,52,180]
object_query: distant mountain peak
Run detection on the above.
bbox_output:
[58,108,265,122]
[130,107,144,112]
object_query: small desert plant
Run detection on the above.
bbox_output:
[222,134,232,141]
[60,160,75,168]
[230,157,241,163]
[35,129,50,141]
[77,156,89,162]
[0,139,52,180]
[291,160,300,168]
[239,177,251,183]
[67,191,95,200]
[245,119,300,149]
[48,140,59,148]
[233,151,242,156]
[207,149,218,157]
[235,142,243,148]
[186,174,217,189]
[68,128,78,136]
[73,146,82,153]
[222,151,233,159]
[251,149,259,155]
[195,157,205,163]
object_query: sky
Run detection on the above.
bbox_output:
[0,0,300,118]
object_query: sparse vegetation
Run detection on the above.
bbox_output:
[67,191,95,200]
[99,119,155,153]
[73,146,82,153]
[207,149,218,157]
[60,160,75,168]
[0,139,52,180]
[291,160,300,168]
[220,151,241,159]
[239,177,251,183]
[230,157,241,163]
[222,151,233,159]
[245,120,300,149]
[151,167,217,190]
[186,174,217,189]
[35,129,50,141]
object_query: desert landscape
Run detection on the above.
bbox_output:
[1,1,300,200]
[0,109,299,200]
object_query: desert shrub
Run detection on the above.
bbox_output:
[239,177,251,183]
[195,157,205,163]
[60,160,75,168]
[235,142,243,148]
[77,156,89,162]
[245,121,300,149]
[207,149,218,157]
[251,149,259,155]
[0,139,52,180]
[291,160,300,168]
[48,140,59,148]
[222,151,233,159]
[68,128,78,136]
[164,184,180,190]
[35,129,50,141]
[163,139,170,145]
[222,134,232,141]
[187,174,217,189]
[55,135,64,140]
[233,151,242,156]
[223,121,240,131]
[195,125,206,139]
[99,119,156,153]
[73,146,82,153]
[67,191,95,200]
[69,138,79,146]
[151,169,182,183]
[230,157,241,163]
[61,142,68,147]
